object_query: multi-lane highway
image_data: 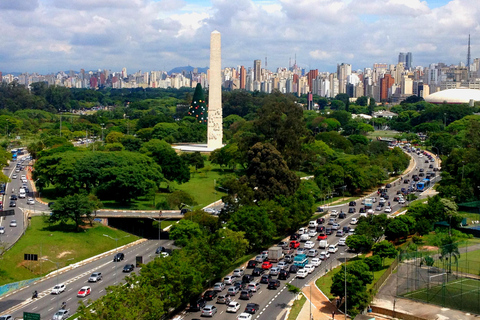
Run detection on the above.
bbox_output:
[0,238,173,319]
[0,147,438,320]
[181,148,438,320]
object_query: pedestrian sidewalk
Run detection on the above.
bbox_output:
[296,280,343,320]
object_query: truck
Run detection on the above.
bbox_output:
[293,254,308,267]
[319,240,329,249]
[268,247,284,262]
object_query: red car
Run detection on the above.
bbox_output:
[290,240,300,248]
[77,286,91,297]
[317,233,327,240]
[262,261,273,269]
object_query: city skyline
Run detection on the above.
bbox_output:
[0,0,478,74]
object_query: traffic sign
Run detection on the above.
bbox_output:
[0,209,15,217]
[23,312,41,320]
[24,254,38,261]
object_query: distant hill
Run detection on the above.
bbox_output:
[168,66,208,75]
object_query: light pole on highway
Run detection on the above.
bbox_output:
[340,252,348,320]
[103,234,130,284]
[304,284,312,320]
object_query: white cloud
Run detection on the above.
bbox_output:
[1,0,480,74]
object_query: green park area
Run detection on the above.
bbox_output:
[0,217,138,285]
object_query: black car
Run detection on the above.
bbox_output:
[113,253,125,262]
[189,298,206,311]
[348,201,356,206]
[234,280,246,290]
[267,279,281,289]
[419,168,424,172]
[260,274,272,284]
[348,208,355,213]
[9,201,16,207]
[278,269,290,280]
[316,207,324,212]
[316,225,325,233]
[242,274,254,284]
[339,212,346,219]
[203,290,217,301]
[251,267,265,276]
[244,303,260,314]
[419,173,425,177]
[386,183,392,188]
[383,194,389,200]
[239,289,253,300]
[342,226,350,233]
[155,246,166,254]
[425,159,429,163]
[404,179,409,184]
[247,260,257,268]
[289,265,299,273]
[316,217,325,224]
[10,195,17,200]
[325,228,332,235]
[122,264,134,272]
[359,207,365,213]
[290,234,299,240]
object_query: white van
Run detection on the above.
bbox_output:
[300,234,311,242]
[308,220,318,229]
[298,227,306,235]
[19,188,26,198]
[328,244,338,253]
[307,249,318,257]
[319,240,328,249]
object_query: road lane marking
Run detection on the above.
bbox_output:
[67,297,72,301]
[48,307,53,311]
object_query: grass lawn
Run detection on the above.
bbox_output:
[367,130,400,139]
[288,295,307,320]
[0,217,139,285]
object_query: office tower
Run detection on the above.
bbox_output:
[380,74,394,101]
[307,69,318,92]
[406,52,412,70]
[337,63,351,94]
[207,31,223,150]
[254,59,261,82]
[240,66,246,89]
[398,52,405,64]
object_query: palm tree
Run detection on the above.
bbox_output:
[440,236,460,273]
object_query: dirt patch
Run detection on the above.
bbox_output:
[57,251,72,258]
[419,245,438,251]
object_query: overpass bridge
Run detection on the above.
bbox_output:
[93,209,183,219]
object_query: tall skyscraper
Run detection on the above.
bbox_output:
[307,69,318,92]
[398,52,405,64]
[240,66,246,89]
[337,63,351,94]
[254,59,261,82]
[207,31,223,150]
[380,74,395,101]
[406,52,412,70]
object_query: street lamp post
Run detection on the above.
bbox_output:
[103,234,130,284]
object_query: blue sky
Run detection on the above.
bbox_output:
[0,0,478,74]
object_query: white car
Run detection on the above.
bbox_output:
[9,220,17,227]
[247,282,260,292]
[277,261,288,270]
[319,251,330,260]
[304,264,315,274]
[330,210,338,217]
[307,229,317,237]
[304,241,315,249]
[298,227,306,235]
[398,198,406,204]
[350,218,358,225]
[21,175,26,180]
[338,237,347,246]
[296,269,308,278]
[310,258,321,267]
[224,275,235,285]
[51,283,66,295]
[27,198,35,205]
[22,178,27,184]
[379,197,386,204]
[296,248,306,255]
[367,209,374,215]
[226,301,241,313]
[12,174,17,179]
[52,309,69,320]
[238,312,253,320]
[384,206,392,213]
[331,223,340,230]
[328,245,338,253]
[0,226,4,234]
[348,228,355,235]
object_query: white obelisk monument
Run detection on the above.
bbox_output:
[207,31,223,150]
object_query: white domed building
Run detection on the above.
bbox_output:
[425,88,480,105]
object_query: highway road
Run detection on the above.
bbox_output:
[0,238,174,319]
[181,148,438,320]
[0,154,49,252]
[0,147,438,319]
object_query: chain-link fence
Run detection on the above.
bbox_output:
[396,240,480,314]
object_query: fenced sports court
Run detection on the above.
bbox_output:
[395,240,480,314]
